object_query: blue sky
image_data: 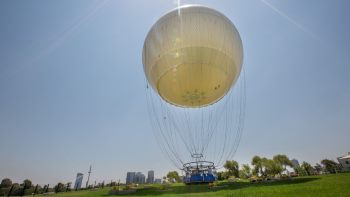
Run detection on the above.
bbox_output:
[0,0,349,186]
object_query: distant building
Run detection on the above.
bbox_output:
[126,172,135,184]
[291,159,300,168]
[147,170,154,184]
[337,152,350,171]
[154,179,162,184]
[134,172,146,184]
[74,173,84,190]
[126,172,146,184]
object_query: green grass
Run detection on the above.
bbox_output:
[50,173,350,197]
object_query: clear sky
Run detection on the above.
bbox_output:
[0,0,349,186]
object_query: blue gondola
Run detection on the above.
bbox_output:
[183,157,217,184]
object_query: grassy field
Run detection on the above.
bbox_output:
[50,173,350,197]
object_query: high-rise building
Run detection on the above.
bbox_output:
[147,170,154,184]
[134,172,146,184]
[126,172,136,184]
[126,171,148,184]
[74,173,84,190]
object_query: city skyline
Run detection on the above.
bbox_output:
[0,0,349,186]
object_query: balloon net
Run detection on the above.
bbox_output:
[145,68,246,170]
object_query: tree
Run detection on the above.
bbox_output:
[263,159,283,178]
[260,157,271,177]
[239,164,252,179]
[166,171,180,183]
[217,171,228,180]
[301,161,314,175]
[9,183,21,196]
[23,179,32,189]
[33,184,39,195]
[294,166,307,176]
[314,163,323,174]
[19,179,32,197]
[273,154,293,174]
[0,178,12,188]
[251,156,263,176]
[239,164,251,179]
[54,182,65,193]
[224,160,239,178]
[321,159,339,173]
[43,184,49,193]
[66,182,71,192]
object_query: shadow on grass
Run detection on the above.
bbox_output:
[107,177,319,196]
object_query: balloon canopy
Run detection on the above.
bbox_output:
[143,5,243,108]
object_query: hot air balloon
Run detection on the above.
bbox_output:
[143,5,245,184]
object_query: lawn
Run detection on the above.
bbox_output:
[51,173,350,197]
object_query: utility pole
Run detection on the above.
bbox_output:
[86,165,92,188]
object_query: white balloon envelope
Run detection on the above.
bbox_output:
[143,5,243,108]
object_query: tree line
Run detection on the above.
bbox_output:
[218,154,343,181]
[0,177,113,197]
[0,179,74,196]
[161,154,343,183]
